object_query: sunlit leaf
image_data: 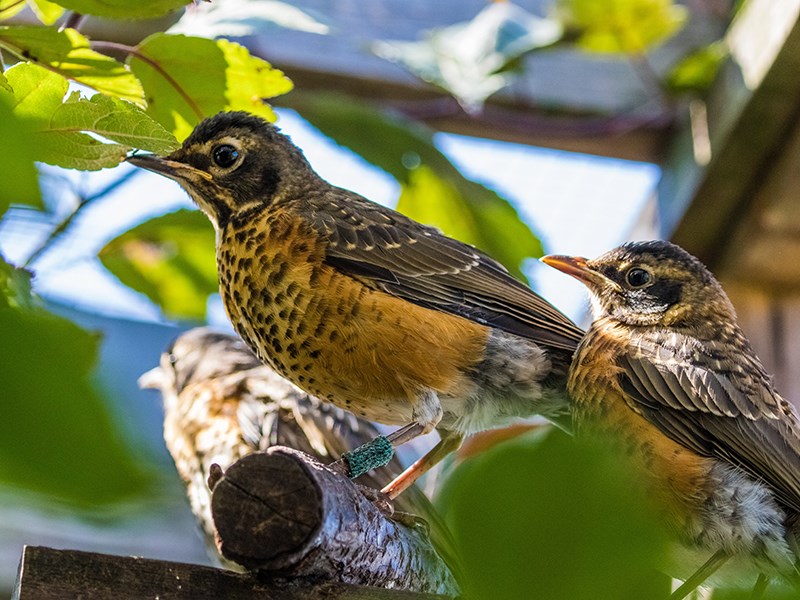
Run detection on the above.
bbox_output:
[0,99,41,213]
[50,93,179,153]
[666,41,728,94]
[4,63,176,169]
[170,0,330,38]
[0,0,26,21]
[559,0,687,55]
[99,209,217,320]
[0,70,11,93]
[28,0,65,25]
[0,26,145,104]
[293,95,542,280]
[131,33,293,140]
[53,0,187,19]
[439,430,670,600]
[0,258,152,506]
[373,2,561,112]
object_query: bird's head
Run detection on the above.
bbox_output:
[541,240,736,328]
[127,112,316,229]
[139,328,261,396]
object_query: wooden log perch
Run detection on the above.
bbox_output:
[13,545,447,599]
[210,446,459,597]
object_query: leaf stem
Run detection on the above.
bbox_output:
[24,170,141,268]
[90,40,205,121]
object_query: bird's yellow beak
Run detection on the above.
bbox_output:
[126,154,212,182]
[540,254,612,290]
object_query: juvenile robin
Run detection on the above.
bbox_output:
[542,240,800,598]
[127,111,583,499]
[139,327,459,570]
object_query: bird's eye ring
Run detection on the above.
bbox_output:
[212,144,240,169]
[625,267,652,288]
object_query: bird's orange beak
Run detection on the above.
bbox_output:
[540,254,610,289]
[541,254,591,281]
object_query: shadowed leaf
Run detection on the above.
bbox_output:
[54,0,188,20]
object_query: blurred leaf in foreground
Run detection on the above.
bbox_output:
[373,2,561,112]
[439,429,670,600]
[559,0,687,55]
[0,257,151,507]
[29,0,65,25]
[99,209,217,321]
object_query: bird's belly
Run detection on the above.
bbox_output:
[217,233,487,424]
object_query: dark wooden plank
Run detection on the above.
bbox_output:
[13,546,448,600]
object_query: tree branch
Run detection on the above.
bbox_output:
[211,447,459,597]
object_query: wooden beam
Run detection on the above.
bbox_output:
[660,0,800,266]
[12,546,448,600]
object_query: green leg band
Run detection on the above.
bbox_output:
[342,436,394,479]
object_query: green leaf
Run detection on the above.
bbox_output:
[52,0,187,19]
[559,0,687,55]
[0,69,11,93]
[50,93,179,153]
[99,209,217,320]
[439,430,670,600]
[0,0,26,21]
[5,63,175,169]
[373,2,562,112]
[0,259,151,506]
[131,33,293,140]
[0,99,41,213]
[28,0,65,25]
[0,26,145,104]
[293,95,542,280]
[666,41,728,94]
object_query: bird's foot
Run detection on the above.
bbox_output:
[390,511,431,534]
[355,483,394,516]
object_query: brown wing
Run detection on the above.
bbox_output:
[617,330,800,513]
[303,188,584,352]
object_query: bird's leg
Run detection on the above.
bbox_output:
[329,390,443,480]
[328,422,427,479]
[750,574,769,600]
[381,430,464,500]
[670,549,730,600]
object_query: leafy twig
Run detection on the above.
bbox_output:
[90,40,205,121]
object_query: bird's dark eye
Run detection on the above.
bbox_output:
[625,267,652,288]
[212,144,240,169]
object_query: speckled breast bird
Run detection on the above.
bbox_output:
[542,241,800,598]
[127,111,583,499]
[139,327,458,568]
